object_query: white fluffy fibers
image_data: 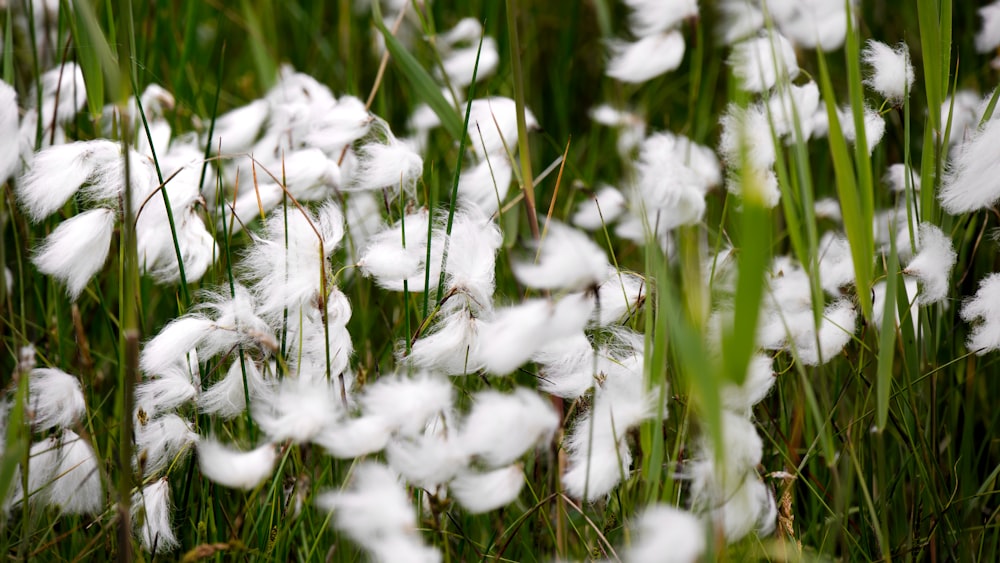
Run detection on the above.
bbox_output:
[904,223,956,305]
[48,430,104,514]
[450,465,525,514]
[27,368,86,432]
[862,40,914,104]
[133,479,179,552]
[17,140,120,222]
[512,221,608,291]
[623,0,698,37]
[0,81,18,185]
[961,273,1000,354]
[32,208,116,300]
[197,439,277,490]
[939,117,1000,214]
[251,377,344,443]
[977,2,1000,53]
[624,505,706,563]
[134,413,199,478]
[459,388,559,467]
[359,373,453,437]
[730,31,799,92]
[606,31,686,84]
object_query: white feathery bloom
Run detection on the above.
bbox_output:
[792,299,857,366]
[939,116,1000,214]
[624,505,706,563]
[720,103,776,171]
[459,388,558,467]
[32,207,116,300]
[606,31,686,84]
[512,221,608,290]
[592,269,645,326]
[210,99,269,154]
[242,202,344,320]
[283,295,354,382]
[7,436,61,509]
[35,63,88,127]
[252,377,344,443]
[437,18,483,48]
[818,232,856,294]
[197,439,277,490]
[314,416,394,458]
[344,191,386,266]
[16,140,119,221]
[726,166,781,209]
[405,308,480,375]
[695,469,776,541]
[730,31,799,92]
[304,96,374,155]
[961,273,1000,354]
[438,36,499,88]
[885,163,921,192]
[573,185,627,231]
[977,2,1000,53]
[194,285,277,359]
[457,154,513,215]
[198,356,270,419]
[721,354,777,415]
[450,465,525,514]
[534,333,599,399]
[814,197,843,221]
[942,90,986,147]
[47,430,104,514]
[717,0,765,45]
[278,148,341,201]
[359,373,453,437]
[0,81,18,184]
[133,480,179,553]
[872,276,920,334]
[386,432,468,489]
[440,207,503,307]
[466,97,538,157]
[766,81,822,141]
[771,0,849,51]
[141,316,214,377]
[631,131,720,232]
[358,209,441,293]
[623,0,697,37]
[134,413,198,477]
[863,40,914,104]
[347,121,424,194]
[838,104,886,155]
[27,368,85,431]
[903,223,955,305]
[134,370,199,419]
[316,462,438,561]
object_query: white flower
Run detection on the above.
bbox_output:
[624,505,706,563]
[459,388,558,467]
[134,413,198,477]
[457,154,513,215]
[198,355,270,419]
[386,432,468,489]
[17,430,104,515]
[720,103,776,171]
[31,208,116,300]
[730,31,799,92]
[133,480,179,552]
[793,299,857,366]
[440,207,503,307]
[838,104,886,155]
[961,273,1000,354]
[903,223,956,305]
[209,99,269,154]
[817,232,856,294]
[534,333,599,399]
[197,439,277,490]
[359,373,453,437]
[863,40,914,104]
[939,116,1000,214]
[347,120,424,194]
[27,368,86,431]
[592,269,645,326]
[466,97,538,157]
[359,209,441,293]
[405,308,480,375]
[252,377,344,443]
[450,465,525,514]
[767,81,822,141]
[512,221,608,291]
[720,354,777,415]
[140,316,214,377]
[606,31,686,84]
[771,0,850,51]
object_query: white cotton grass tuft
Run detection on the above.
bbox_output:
[198,355,270,419]
[359,373,453,437]
[793,299,858,366]
[592,269,646,326]
[903,223,956,305]
[197,438,277,490]
[838,104,886,155]
[316,462,440,562]
[466,97,538,158]
[358,208,439,293]
[134,413,199,478]
[251,377,344,443]
[134,367,199,420]
[438,36,500,88]
[939,117,1000,214]
[140,316,213,377]
[385,433,467,489]
[885,163,921,192]
[623,505,707,563]
[862,40,914,104]
[404,308,480,375]
[511,221,608,291]
[133,479,179,553]
[27,368,86,432]
[719,103,776,171]
[606,31,686,84]
[623,0,697,37]
[450,465,526,514]
[0,81,18,184]
[961,273,1000,355]
[32,207,116,300]
[16,140,120,222]
[721,354,777,416]
[572,185,627,231]
[729,31,799,92]
[457,154,513,215]
[977,2,1000,54]
[439,206,503,307]
[10,431,105,514]
[314,415,394,459]
[347,119,424,194]
[459,388,559,467]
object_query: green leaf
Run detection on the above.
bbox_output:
[876,239,899,432]
[70,0,120,114]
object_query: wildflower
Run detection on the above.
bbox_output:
[766,81,823,141]
[466,97,538,157]
[591,268,646,326]
[716,0,764,45]
[439,206,503,307]
[606,31,686,84]
[197,439,277,490]
[961,273,1000,354]
[771,0,850,51]
[730,31,799,92]
[793,299,857,366]
[133,480,179,553]
[347,119,424,194]
[386,432,468,489]
[720,103,776,171]
[863,40,915,104]
[720,354,777,415]
[405,308,480,375]
[27,368,86,432]
[903,223,956,305]
[814,197,843,221]
[16,140,121,222]
[838,104,886,155]
[624,505,706,563]
[511,221,609,291]
[10,430,104,514]
[459,388,558,467]
[817,232,856,294]
[314,416,394,458]
[939,116,1000,213]
[209,99,269,154]
[140,316,214,377]
[198,355,270,419]
[32,208,116,300]
[457,155,513,215]
[450,465,525,514]
[252,377,344,443]
[359,373,453,437]
[134,413,198,477]
[359,208,440,292]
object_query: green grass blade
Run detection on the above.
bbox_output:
[876,239,899,432]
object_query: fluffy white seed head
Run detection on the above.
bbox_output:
[47,430,104,514]
[977,2,1000,53]
[939,117,1000,214]
[198,355,270,419]
[961,273,1000,355]
[624,505,707,563]
[385,432,468,489]
[884,163,921,193]
[838,104,886,155]
[252,377,344,443]
[27,368,86,432]
[863,40,915,104]
[466,97,538,157]
[314,416,394,459]
[132,480,179,553]
[450,465,525,514]
[0,81,19,184]
[729,31,799,92]
[903,223,956,305]
[512,221,608,291]
[197,439,277,490]
[359,373,453,437]
[347,120,424,194]
[573,185,627,231]
[32,207,116,300]
[459,388,559,467]
[134,413,199,478]
[606,31,686,84]
[623,0,698,37]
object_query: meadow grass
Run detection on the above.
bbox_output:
[2,0,1000,561]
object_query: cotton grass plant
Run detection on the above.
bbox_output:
[2,0,1000,561]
